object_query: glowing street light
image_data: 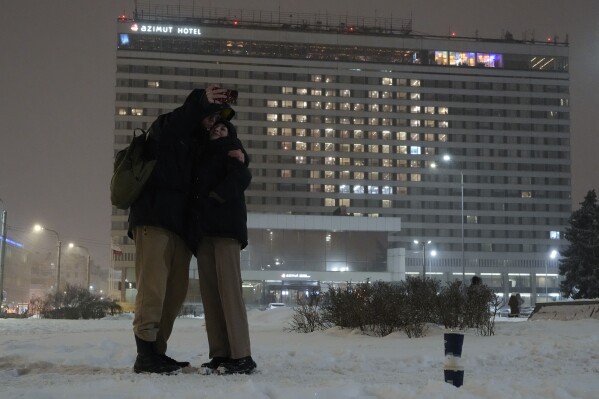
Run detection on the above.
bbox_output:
[414,239,432,278]
[547,249,559,301]
[34,224,62,294]
[442,155,465,282]
[69,242,91,290]
[0,198,6,304]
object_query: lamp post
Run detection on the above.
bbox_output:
[441,155,465,282]
[69,243,91,290]
[548,249,558,302]
[34,224,62,295]
[0,198,6,304]
[414,239,431,278]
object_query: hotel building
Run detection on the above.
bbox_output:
[111,6,570,306]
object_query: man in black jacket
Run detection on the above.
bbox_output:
[128,86,237,374]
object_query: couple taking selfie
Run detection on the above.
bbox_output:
[126,85,255,375]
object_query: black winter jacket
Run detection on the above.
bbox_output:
[127,89,232,246]
[189,136,251,254]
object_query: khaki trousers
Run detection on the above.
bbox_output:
[197,237,251,359]
[132,226,191,354]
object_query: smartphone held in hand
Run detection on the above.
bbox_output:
[222,89,238,104]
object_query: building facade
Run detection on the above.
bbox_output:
[112,7,570,306]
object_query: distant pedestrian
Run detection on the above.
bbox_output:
[471,276,482,286]
[508,293,524,317]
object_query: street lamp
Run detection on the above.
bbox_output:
[34,224,62,294]
[0,198,6,304]
[442,155,465,282]
[414,239,431,278]
[69,242,91,290]
[548,249,558,302]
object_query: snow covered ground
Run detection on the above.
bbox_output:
[1,308,598,399]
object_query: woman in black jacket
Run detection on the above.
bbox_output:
[190,120,256,375]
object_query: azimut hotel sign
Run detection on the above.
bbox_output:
[129,23,201,36]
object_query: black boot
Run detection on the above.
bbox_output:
[133,335,181,374]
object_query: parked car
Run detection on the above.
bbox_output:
[267,302,286,310]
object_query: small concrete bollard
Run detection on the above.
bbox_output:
[443,332,464,387]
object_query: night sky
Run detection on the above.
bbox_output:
[1,0,597,269]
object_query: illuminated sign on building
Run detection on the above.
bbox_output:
[130,23,201,36]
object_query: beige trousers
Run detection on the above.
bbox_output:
[197,237,251,359]
[132,226,191,354]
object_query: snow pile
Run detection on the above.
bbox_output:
[0,308,598,399]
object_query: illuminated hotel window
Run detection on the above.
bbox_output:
[398,187,408,195]
[434,51,449,65]
[368,186,379,194]
[340,130,350,139]
[382,159,392,167]
[341,103,351,111]
[147,80,160,88]
[354,159,365,166]
[369,172,379,180]
[354,130,364,139]
[325,143,335,151]
[410,93,421,100]
[354,144,364,152]
[424,134,434,141]
[324,117,335,123]
[382,173,391,180]
[382,186,393,195]
[267,100,278,107]
[282,87,293,94]
[311,89,322,96]
[382,200,392,208]
[368,131,378,139]
[267,128,277,136]
[398,173,407,181]
[425,120,435,127]
[310,170,321,178]
[522,191,532,198]
[325,75,335,83]
[296,142,307,150]
[425,147,435,155]
[282,142,292,150]
[325,185,335,193]
[382,145,390,154]
[325,198,336,206]
[339,199,350,207]
[369,90,379,98]
[550,231,560,239]
[410,160,420,168]
[369,118,379,125]
[325,129,335,138]
[131,108,144,116]
[312,101,322,109]
[397,132,407,140]
[411,106,421,113]
[295,156,306,164]
[438,107,449,114]
[340,89,351,97]
[369,145,379,153]
[282,100,293,108]
[340,144,350,152]
[310,184,321,192]
[311,75,322,82]
[296,129,306,137]
[281,128,292,136]
[425,106,435,114]
[297,115,307,123]
[281,170,292,177]
[354,103,364,111]
[382,131,391,140]
[439,121,449,128]
[353,185,364,194]
[410,133,420,141]
[382,77,393,85]
[438,134,448,142]
[281,114,292,122]
[340,157,350,165]
[382,91,392,99]
[325,157,336,165]
[411,173,421,182]
[267,114,278,122]
[325,171,335,179]
[398,146,408,154]
[370,104,379,112]
[297,88,308,95]
[297,101,307,109]
[118,108,128,115]
[382,104,393,112]
[340,117,350,124]
[450,52,476,66]
[354,171,364,179]
[410,80,421,87]
[340,171,350,179]
[353,118,364,124]
[310,129,321,137]
[476,53,502,67]
[325,102,335,110]
[311,143,321,151]
[410,120,421,127]
[325,90,335,96]
[398,160,407,167]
